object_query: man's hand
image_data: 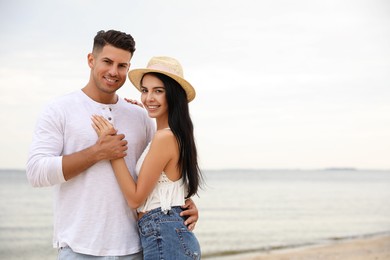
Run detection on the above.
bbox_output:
[124,98,144,108]
[62,115,128,181]
[94,129,128,161]
[181,198,199,231]
[92,115,128,161]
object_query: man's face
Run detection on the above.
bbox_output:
[88,44,131,95]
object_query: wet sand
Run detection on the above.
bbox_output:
[207,234,390,260]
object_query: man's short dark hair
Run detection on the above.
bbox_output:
[93,30,136,55]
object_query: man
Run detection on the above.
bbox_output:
[27,30,198,259]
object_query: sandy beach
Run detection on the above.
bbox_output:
[208,234,390,260]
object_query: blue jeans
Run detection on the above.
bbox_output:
[138,206,201,260]
[57,247,143,260]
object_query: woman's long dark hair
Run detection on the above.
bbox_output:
[143,72,202,198]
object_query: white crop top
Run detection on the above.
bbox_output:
[135,141,187,213]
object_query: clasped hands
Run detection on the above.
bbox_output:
[91,115,127,160]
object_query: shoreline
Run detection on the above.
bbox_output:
[204,231,390,259]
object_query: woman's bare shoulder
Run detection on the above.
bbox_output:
[150,129,176,148]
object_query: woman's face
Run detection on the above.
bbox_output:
[140,74,168,120]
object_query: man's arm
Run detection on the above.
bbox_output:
[26,104,127,186]
[62,128,127,180]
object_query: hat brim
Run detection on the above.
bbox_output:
[128,69,196,102]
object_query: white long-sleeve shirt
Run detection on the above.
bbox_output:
[26,90,155,256]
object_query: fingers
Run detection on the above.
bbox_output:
[91,122,99,132]
[124,98,135,103]
[91,116,104,137]
[187,222,196,231]
[119,136,128,147]
[92,115,111,127]
[180,198,199,231]
[100,116,113,129]
[111,137,128,159]
[91,115,103,131]
[91,115,108,130]
[94,131,128,160]
[124,98,144,108]
[181,207,198,222]
[124,98,138,104]
[184,215,197,231]
[91,115,115,136]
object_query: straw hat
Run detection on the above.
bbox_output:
[128,56,195,102]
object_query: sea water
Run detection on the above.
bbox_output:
[1,169,389,259]
[196,169,390,258]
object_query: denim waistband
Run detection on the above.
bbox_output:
[139,206,183,221]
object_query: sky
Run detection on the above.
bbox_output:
[0,0,389,170]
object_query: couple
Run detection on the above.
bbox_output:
[27,30,202,259]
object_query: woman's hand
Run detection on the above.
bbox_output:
[91,115,116,137]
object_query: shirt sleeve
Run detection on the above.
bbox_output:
[145,115,156,144]
[26,103,66,187]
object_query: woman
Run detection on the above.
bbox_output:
[92,56,202,260]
